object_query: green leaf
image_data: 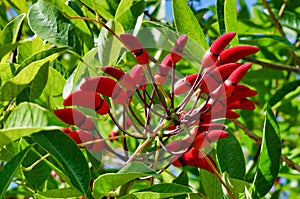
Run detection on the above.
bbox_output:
[22,149,52,191]
[28,0,82,54]
[119,192,188,199]
[30,61,49,100]
[199,170,223,199]
[0,14,25,59]
[0,13,25,45]
[18,47,68,73]
[41,0,94,52]
[118,161,158,176]
[269,80,300,107]
[93,172,149,198]
[0,146,31,198]
[0,61,49,102]
[253,104,281,198]
[216,0,225,34]
[223,175,251,199]
[98,20,123,66]
[17,37,45,63]
[173,171,188,186]
[217,131,246,180]
[277,9,300,32]
[0,63,18,87]
[224,0,238,45]
[172,0,209,49]
[115,0,146,31]
[79,0,119,21]
[0,102,65,149]
[141,183,192,193]
[36,187,82,198]
[31,130,91,197]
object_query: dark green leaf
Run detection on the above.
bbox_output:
[28,0,82,54]
[217,131,246,180]
[30,61,49,100]
[172,0,209,49]
[22,149,52,191]
[0,102,65,149]
[253,104,281,198]
[0,146,31,198]
[277,9,300,32]
[93,172,148,198]
[31,130,91,197]
[269,80,300,107]
[216,0,225,34]
[173,171,188,186]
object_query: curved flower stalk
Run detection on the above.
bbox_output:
[54,32,259,175]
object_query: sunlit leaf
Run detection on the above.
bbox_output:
[28,0,82,54]
[172,0,209,49]
[0,102,65,149]
[253,104,281,198]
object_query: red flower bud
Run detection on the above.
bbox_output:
[210,32,236,55]
[119,33,149,64]
[223,63,252,96]
[63,90,109,115]
[219,46,259,64]
[54,108,95,131]
[155,54,173,84]
[171,34,188,63]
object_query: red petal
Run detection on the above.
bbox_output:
[171,34,188,63]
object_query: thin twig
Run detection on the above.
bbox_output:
[244,57,300,74]
[231,119,300,173]
[262,0,300,66]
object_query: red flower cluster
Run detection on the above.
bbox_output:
[54,32,259,174]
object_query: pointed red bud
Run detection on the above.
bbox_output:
[171,34,188,63]
[119,33,149,64]
[54,108,95,131]
[219,46,259,64]
[63,90,109,115]
[226,110,240,119]
[223,63,252,96]
[210,32,236,55]
[68,130,104,151]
